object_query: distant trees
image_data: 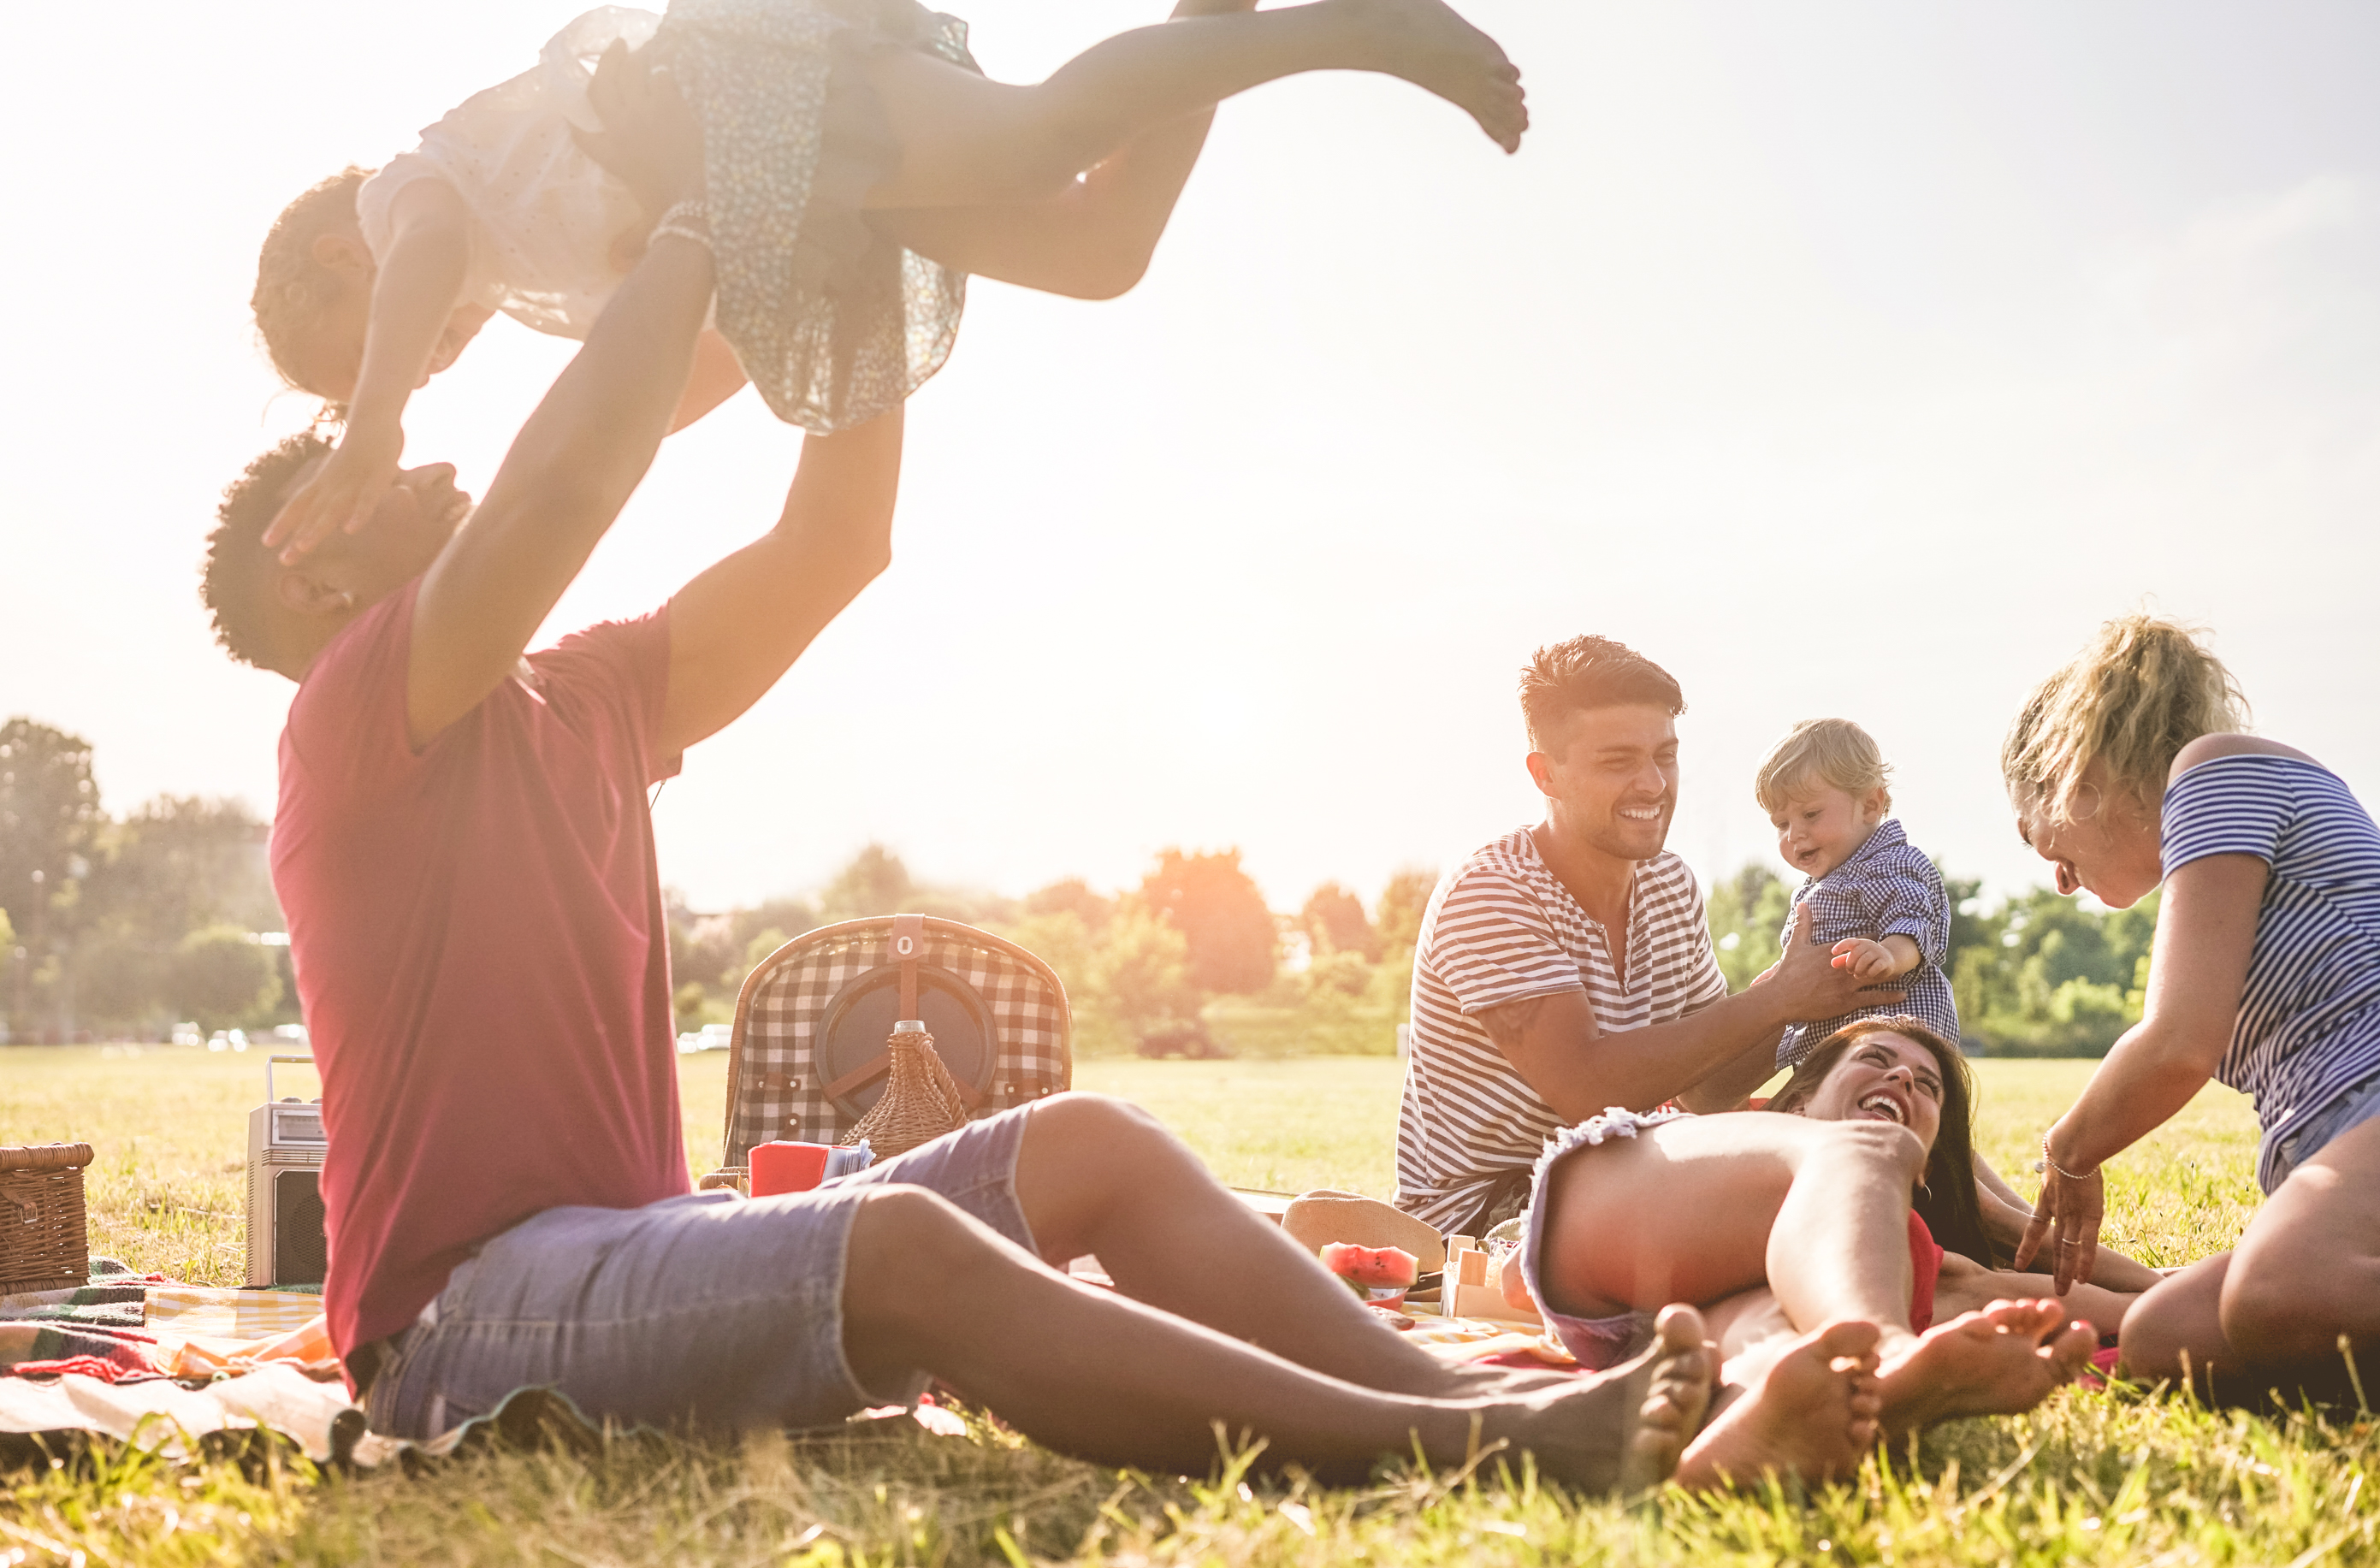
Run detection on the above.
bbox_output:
[1134,849,1277,995]
[166,926,284,1033]
[1704,861,2158,1056]
[660,844,1433,1057]
[2,717,289,1042]
[1300,882,1382,962]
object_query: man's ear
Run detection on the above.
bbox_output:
[1525,749,1558,796]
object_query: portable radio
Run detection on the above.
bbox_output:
[245,1055,328,1287]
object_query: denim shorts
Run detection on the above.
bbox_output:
[364,1106,1037,1441]
[2262,1067,2380,1192]
[1515,1107,1683,1370]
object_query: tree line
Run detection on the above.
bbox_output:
[6,713,2160,1056]
[1705,863,2158,1056]
[1,719,287,1042]
[667,843,1436,1057]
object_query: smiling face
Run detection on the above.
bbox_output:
[1528,704,1678,864]
[1771,781,1886,880]
[1796,1031,1946,1154]
[2010,760,2165,909]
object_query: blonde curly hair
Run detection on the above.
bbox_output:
[252,167,376,401]
[2001,613,2250,825]
[1754,718,1892,814]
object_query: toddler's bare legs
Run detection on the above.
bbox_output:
[867,0,1255,299]
[862,0,1526,220]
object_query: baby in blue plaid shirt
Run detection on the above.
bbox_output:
[1755,718,1961,1068]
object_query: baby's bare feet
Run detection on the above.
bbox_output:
[1878,1299,2098,1435]
[1335,0,1529,152]
[1675,1320,1883,1490]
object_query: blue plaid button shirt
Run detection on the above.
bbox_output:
[1774,819,1961,1066]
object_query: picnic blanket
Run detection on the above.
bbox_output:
[0,1262,334,1385]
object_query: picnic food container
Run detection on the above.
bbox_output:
[0,1143,95,1294]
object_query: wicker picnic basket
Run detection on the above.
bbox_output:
[0,1143,94,1294]
[707,914,1072,1185]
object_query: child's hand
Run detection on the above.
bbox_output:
[1830,938,1897,983]
[263,424,404,563]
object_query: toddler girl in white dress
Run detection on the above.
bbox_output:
[252,0,1527,560]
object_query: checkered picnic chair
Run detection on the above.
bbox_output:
[712,914,1073,1175]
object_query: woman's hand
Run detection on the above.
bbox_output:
[263,422,405,562]
[2013,1157,2104,1294]
[573,39,706,219]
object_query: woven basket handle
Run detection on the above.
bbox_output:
[0,1143,94,1173]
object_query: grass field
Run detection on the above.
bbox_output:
[1,1047,2372,1565]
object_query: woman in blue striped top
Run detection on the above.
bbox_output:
[2004,615,2380,1402]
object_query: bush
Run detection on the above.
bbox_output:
[164,925,281,1033]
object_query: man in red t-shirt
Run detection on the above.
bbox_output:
[189,54,1886,1489]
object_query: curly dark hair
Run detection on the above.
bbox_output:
[1518,635,1685,754]
[200,435,330,670]
[1765,1016,2002,1267]
[252,166,375,401]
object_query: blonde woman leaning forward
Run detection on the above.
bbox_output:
[2007,614,2380,1403]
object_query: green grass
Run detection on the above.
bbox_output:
[3,1048,2374,1566]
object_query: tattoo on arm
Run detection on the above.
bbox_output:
[1479,996,1550,1052]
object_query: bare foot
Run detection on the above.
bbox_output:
[1674,1321,1883,1490]
[1495,1304,1713,1493]
[1878,1299,2099,1435]
[1334,0,1530,152]
[1619,1305,1717,1494]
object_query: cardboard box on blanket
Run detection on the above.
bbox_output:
[0,1145,94,1295]
[706,914,1074,1186]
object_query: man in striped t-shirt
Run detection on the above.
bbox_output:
[1394,636,1900,1235]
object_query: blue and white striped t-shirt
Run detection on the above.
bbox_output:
[2160,753,2380,1192]
[1394,830,1730,1233]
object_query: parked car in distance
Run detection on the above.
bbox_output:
[171,1021,204,1048]
[207,1029,250,1053]
[676,1022,735,1054]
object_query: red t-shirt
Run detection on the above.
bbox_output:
[272,580,691,1370]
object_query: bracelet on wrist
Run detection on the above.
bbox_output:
[652,197,711,251]
[2032,1129,2097,1181]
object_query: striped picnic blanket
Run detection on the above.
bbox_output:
[0,1263,332,1384]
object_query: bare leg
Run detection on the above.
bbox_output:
[1011,1094,1519,1399]
[2117,1251,2238,1397]
[1533,1115,1929,1352]
[839,1181,1710,1488]
[868,0,1250,299]
[668,329,750,431]
[1536,1115,2093,1426]
[862,0,1526,216]
[2200,1115,2380,1404]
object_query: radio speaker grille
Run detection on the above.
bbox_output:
[272,1169,328,1285]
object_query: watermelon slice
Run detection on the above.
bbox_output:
[1319,1243,1420,1307]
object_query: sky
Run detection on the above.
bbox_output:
[3,2,2376,916]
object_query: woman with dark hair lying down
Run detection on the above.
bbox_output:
[1509,1018,2142,1457]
